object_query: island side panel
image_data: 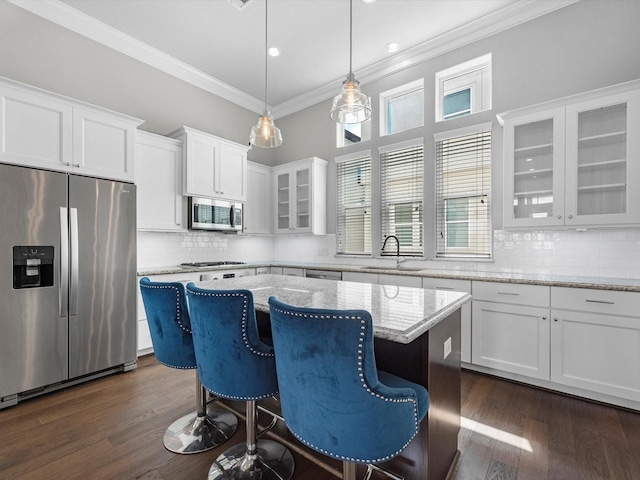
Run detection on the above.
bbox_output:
[428,308,461,480]
[373,308,461,480]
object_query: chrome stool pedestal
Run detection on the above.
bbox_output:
[208,400,294,480]
[164,374,238,454]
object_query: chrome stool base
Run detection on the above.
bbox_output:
[163,408,238,454]
[207,439,295,480]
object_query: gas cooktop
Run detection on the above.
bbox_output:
[180,261,246,268]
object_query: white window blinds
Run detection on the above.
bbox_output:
[435,124,492,259]
[379,141,424,256]
[336,152,372,255]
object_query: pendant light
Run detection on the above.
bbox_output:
[330,0,372,124]
[249,0,282,148]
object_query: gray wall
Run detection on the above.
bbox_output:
[274,0,640,234]
[2,0,640,232]
[0,0,274,166]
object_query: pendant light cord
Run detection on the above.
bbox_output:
[349,0,353,75]
[264,0,268,111]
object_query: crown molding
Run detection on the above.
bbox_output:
[10,0,579,119]
[272,0,580,118]
[8,0,266,114]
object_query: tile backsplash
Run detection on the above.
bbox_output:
[137,230,274,268]
[138,227,640,280]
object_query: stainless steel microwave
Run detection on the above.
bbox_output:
[188,197,243,232]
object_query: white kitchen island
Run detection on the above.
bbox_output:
[198,274,471,480]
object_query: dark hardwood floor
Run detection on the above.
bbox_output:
[1,355,639,480]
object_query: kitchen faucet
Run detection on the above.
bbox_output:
[381,235,408,267]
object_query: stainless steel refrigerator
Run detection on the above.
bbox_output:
[0,163,137,408]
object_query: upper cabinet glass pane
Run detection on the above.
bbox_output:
[576,103,627,216]
[513,119,555,220]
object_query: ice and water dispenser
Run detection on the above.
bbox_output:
[13,246,54,289]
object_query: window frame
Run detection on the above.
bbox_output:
[379,79,424,137]
[434,123,493,259]
[435,53,492,123]
[335,150,373,256]
[379,138,424,257]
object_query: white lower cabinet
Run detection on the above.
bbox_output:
[472,300,550,380]
[342,271,379,284]
[471,282,551,380]
[550,287,640,402]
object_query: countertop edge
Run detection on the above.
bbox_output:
[137,262,640,292]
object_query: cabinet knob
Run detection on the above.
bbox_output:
[568,214,573,219]
[554,317,558,322]
[542,316,547,320]
[557,215,562,219]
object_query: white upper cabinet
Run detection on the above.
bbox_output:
[272,157,327,235]
[244,161,272,235]
[169,126,248,202]
[73,107,138,182]
[502,107,566,228]
[564,90,640,226]
[135,131,184,231]
[0,77,142,182]
[499,80,640,228]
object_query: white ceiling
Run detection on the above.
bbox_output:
[11,0,578,117]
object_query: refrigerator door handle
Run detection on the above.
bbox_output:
[60,207,69,317]
[69,208,79,316]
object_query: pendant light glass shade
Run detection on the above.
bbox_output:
[330,0,371,124]
[249,0,282,148]
[249,110,282,148]
[330,73,372,124]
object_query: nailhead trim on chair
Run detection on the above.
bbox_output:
[140,282,191,334]
[140,282,195,370]
[186,287,279,400]
[270,304,422,464]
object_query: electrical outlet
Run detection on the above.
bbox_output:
[444,337,452,359]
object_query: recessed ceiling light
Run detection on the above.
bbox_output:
[362,0,376,3]
[385,42,400,53]
[268,47,280,57]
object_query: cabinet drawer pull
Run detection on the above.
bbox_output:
[436,286,454,290]
[498,292,519,296]
[585,299,615,305]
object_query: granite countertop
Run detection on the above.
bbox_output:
[195,274,471,344]
[138,262,640,293]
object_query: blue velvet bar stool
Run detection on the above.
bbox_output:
[139,277,238,454]
[268,297,430,480]
[185,284,295,480]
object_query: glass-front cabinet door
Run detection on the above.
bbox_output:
[295,167,311,230]
[275,171,291,232]
[503,108,566,228]
[274,166,313,233]
[564,90,640,226]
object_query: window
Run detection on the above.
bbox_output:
[337,119,371,147]
[435,124,492,259]
[436,53,492,122]
[443,88,471,120]
[380,79,424,137]
[336,151,372,255]
[379,140,424,256]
